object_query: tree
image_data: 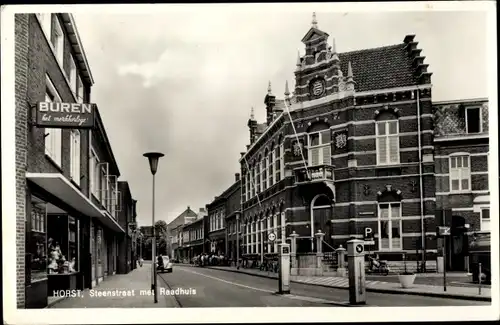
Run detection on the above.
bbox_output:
[155,220,168,237]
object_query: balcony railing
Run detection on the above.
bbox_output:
[294,165,334,184]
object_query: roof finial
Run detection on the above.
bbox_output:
[347,61,353,78]
[284,80,290,98]
[268,81,273,95]
[312,12,318,29]
[250,106,255,120]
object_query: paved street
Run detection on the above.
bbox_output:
[50,262,178,308]
[159,265,489,307]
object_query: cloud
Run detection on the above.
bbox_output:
[72,9,488,226]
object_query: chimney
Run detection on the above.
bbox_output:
[235,173,240,182]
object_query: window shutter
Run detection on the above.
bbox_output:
[310,148,320,166]
[389,135,399,163]
[377,137,387,164]
[322,145,331,165]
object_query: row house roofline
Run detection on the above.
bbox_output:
[59,13,94,86]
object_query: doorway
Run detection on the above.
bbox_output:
[448,215,468,271]
[310,194,333,252]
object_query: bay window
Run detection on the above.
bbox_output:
[308,130,331,166]
[70,130,81,185]
[378,203,402,251]
[450,155,470,192]
[376,120,400,165]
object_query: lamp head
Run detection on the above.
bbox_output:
[143,152,165,175]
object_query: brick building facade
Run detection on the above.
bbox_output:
[167,206,197,261]
[15,13,136,309]
[433,98,490,272]
[225,174,243,261]
[239,18,437,268]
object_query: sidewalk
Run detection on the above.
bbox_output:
[177,263,491,302]
[49,263,179,308]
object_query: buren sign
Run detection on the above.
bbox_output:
[36,102,95,128]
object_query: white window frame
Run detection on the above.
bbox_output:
[52,15,65,67]
[449,154,471,193]
[271,148,276,185]
[480,207,490,232]
[89,148,100,198]
[376,120,400,165]
[308,130,331,166]
[69,57,77,95]
[36,13,52,37]
[377,202,403,252]
[465,106,483,134]
[77,75,84,104]
[279,143,284,180]
[70,130,81,185]
[44,75,62,167]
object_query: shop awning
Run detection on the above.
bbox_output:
[101,210,126,233]
[26,173,126,234]
[26,173,103,217]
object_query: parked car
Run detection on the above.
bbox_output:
[156,255,173,273]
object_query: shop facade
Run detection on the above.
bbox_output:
[225,174,242,261]
[15,13,127,309]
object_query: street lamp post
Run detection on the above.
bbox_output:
[143,151,164,304]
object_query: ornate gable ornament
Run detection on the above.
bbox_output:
[374,104,400,118]
[377,184,402,199]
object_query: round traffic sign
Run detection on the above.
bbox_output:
[355,244,363,253]
[268,232,276,242]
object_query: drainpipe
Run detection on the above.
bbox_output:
[416,88,426,266]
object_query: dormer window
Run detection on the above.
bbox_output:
[465,106,482,134]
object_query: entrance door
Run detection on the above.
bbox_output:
[449,215,468,271]
[311,195,333,252]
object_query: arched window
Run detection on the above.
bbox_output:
[376,112,400,165]
[449,153,471,192]
[256,155,261,193]
[307,122,331,166]
[275,136,283,181]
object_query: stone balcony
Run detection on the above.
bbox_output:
[294,164,335,184]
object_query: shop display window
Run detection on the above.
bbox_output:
[29,197,48,282]
[47,214,78,274]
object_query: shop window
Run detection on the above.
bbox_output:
[70,130,81,185]
[481,208,490,232]
[29,197,47,282]
[68,216,79,272]
[450,155,470,192]
[47,214,78,274]
[376,120,399,165]
[378,203,402,251]
[466,106,482,134]
[308,130,331,166]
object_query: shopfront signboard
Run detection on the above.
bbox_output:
[36,102,95,129]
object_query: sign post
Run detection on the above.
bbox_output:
[268,232,276,276]
[438,226,451,292]
[347,239,366,305]
[277,243,290,294]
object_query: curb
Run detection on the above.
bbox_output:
[176,264,492,302]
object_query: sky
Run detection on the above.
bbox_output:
[71,5,490,227]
